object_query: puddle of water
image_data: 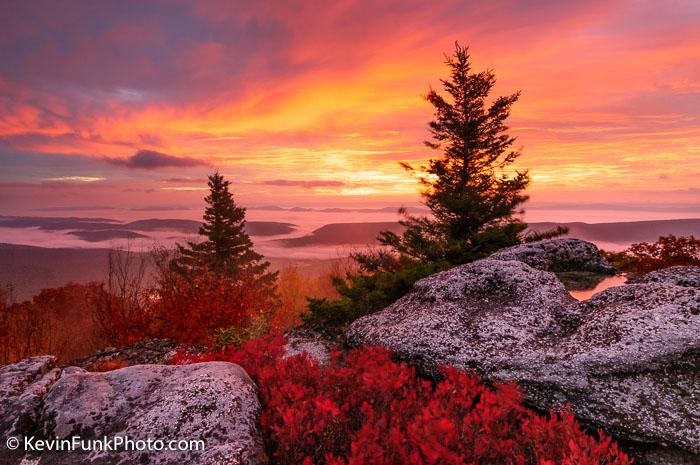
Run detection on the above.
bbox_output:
[569,274,628,301]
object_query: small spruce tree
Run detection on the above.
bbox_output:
[304,43,567,332]
[380,42,530,264]
[171,172,277,294]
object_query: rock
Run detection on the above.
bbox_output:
[347,254,700,459]
[283,329,333,365]
[0,356,61,443]
[347,258,579,374]
[640,266,700,288]
[69,338,191,370]
[1,360,266,465]
[490,238,616,273]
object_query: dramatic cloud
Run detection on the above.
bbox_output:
[1,0,699,217]
[107,150,208,170]
[262,179,346,189]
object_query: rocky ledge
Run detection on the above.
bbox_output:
[0,357,266,465]
[348,239,699,462]
[490,238,617,273]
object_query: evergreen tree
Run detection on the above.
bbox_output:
[171,172,277,293]
[380,43,530,264]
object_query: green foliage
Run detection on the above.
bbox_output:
[523,225,570,243]
[302,257,444,333]
[601,250,640,272]
[212,316,268,351]
[303,44,568,334]
[170,172,277,294]
[381,42,531,264]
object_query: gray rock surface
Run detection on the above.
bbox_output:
[640,266,700,288]
[490,238,616,273]
[283,330,333,365]
[1,359,266,465]
[347,242,700,459]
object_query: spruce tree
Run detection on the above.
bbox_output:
[380,43,530,264]
[171,172,277,292]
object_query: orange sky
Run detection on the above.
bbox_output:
[1,0,699,219]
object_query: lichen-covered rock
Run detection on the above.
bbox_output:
[513,283,700,453]
[1,360,267,465]
[347,258,700,459]
[0,356,61,443]
[640,266,700,288]
[347,258,578,373]
[283,329,334,365]
[490,238,616,273]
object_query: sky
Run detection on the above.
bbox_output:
[1,0,700,221]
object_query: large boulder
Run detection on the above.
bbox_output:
[1,359,266,465]
[347,243,699,461]
[490,238,616,273]
[347,259,578,373]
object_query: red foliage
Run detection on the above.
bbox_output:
[174,337,632,465]
[149,269,271,346]
[627,234,700,272]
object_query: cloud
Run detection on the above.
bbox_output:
[161,177,208,183]
[107,150,207,170]
[261,179,346,189]
[130,205,192,211]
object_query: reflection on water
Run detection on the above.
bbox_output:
[569,274,628,301]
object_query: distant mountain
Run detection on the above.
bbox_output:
[0,243,329,301]
[279,218,700,248]
[0,216,120,231]
[246,221,297,236]
[68,230,149,242]
[280,222,405,247]
[528,219,700,246]
[0,244,128,300]
[0,216,296,241]
[249,205,429,214]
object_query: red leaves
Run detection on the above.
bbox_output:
[173,337,632,465]
[627,234,700,272]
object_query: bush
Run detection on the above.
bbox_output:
[605,235,700,273]
[302,258,443,334]
[150,269,269,346]
[174,336,631,465]
[1,282,108,364]
[627,234,700,272]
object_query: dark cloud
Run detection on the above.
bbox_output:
[262,179,346,189]
[107,150,207,170]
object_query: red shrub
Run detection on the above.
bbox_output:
[627,234,700,272]
[150,270,270,345]
[173,338,631,465]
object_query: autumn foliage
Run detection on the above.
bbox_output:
[173,336,631,465]
[627,234,700,272]
[0,282,106,364]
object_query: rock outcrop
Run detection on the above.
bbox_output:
[640,265,700,288]
[490,238,616,273]
[1,358,266,465]
[347,240,699,461]
[69,338,191,370]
